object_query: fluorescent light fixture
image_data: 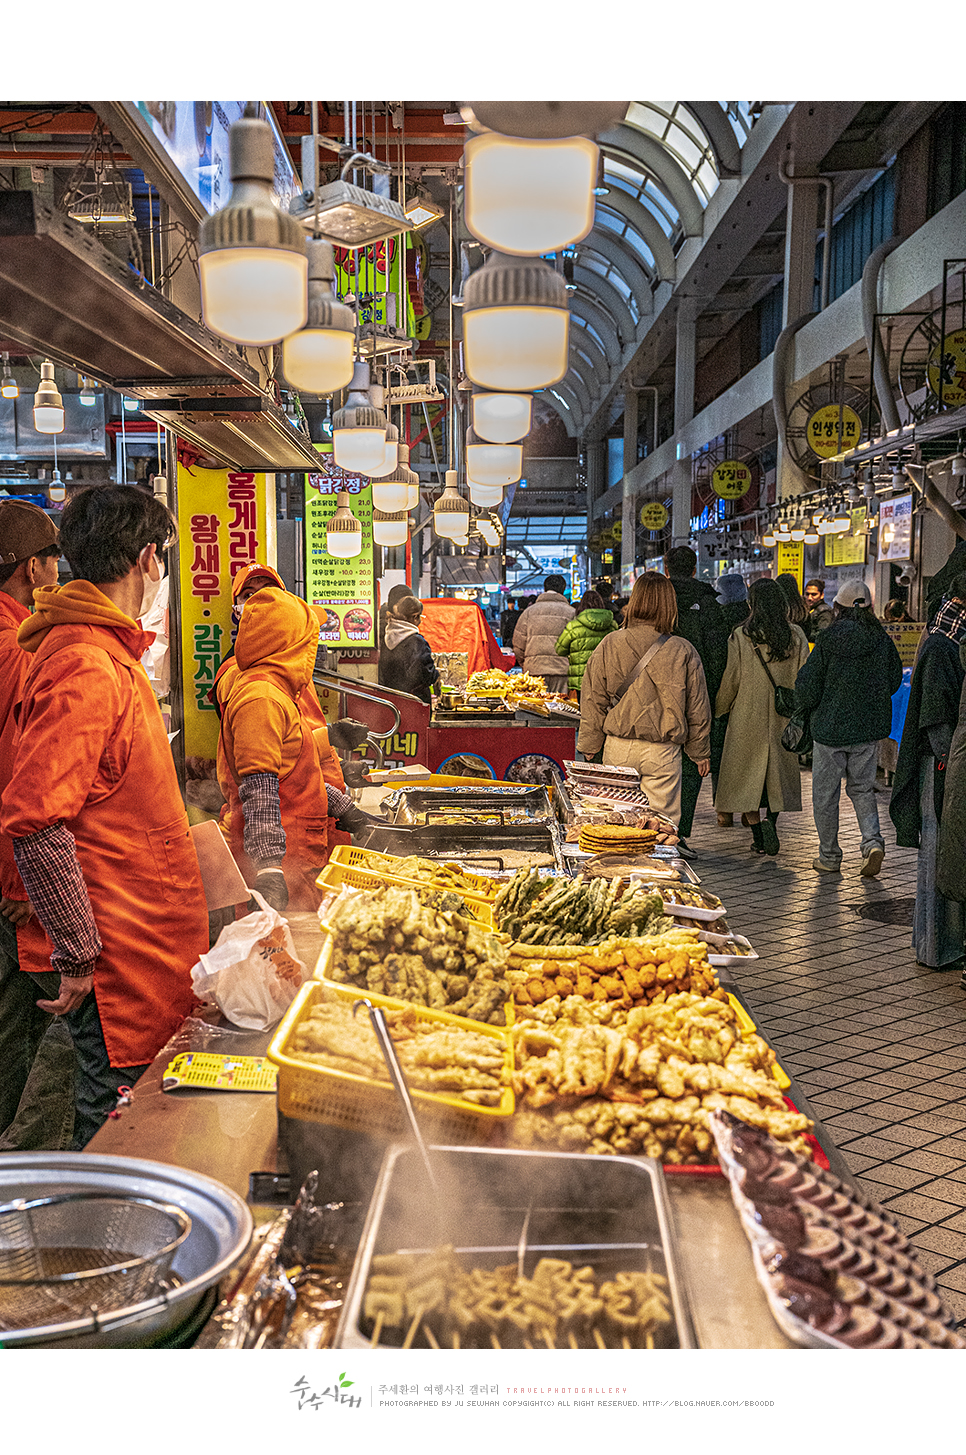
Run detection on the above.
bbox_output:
[199,111,308,346]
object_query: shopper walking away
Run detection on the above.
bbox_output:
[890,577,966,968]
[512,575,575,693]
[578,571,711,826]
[663,546,728,850]
[378,593,441,703]
[0,501,75,1151]
[717,574,750,634]
[794,579,903,876]
[500,597,523,646]
[803,578,834,641]
[777,573,810,630]
[554,589,618,693]
[0,486,208,1149]
[714,578,810,855]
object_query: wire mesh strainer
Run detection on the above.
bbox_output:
[0,1192,191,1332]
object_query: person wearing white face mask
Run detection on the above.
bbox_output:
[0,486,208,1148]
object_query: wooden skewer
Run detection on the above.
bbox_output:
[402,1306,425,1350]
[593,1328,607,1350]
[423,1323,440,1350]
[490,1331,502,1350]
[369,1310,385,1348]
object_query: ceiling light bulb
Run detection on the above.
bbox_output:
[464,131,598,255]
[198,111,308,345]
[463,253,570,391]
[372,509,409,547]
[1,354,18,400]
[123,397,140,411]
[403,186,444,230]
[47,468,66,503]
[332,360,388,475]
[466,427,522,488]
[469,481,505,507]
[804,526,820,544]
[471,389,532,444]
[434,470,470,540]
[369,389,399,476]
[774,518,791,541]
[326,489,363,558]
[761,529,776,547]
[33,359,64,434]
[789,517,807,542]
[78,376,96,406]
[393,441,420,511]
[281,237,356,394]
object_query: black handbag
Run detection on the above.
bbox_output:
[753,645,796,718]
[781,711,813,755]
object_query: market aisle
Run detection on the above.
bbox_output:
[686,770,966,1323]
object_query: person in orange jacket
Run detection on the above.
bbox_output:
[217,586,339,911]
[0,486,208,1149]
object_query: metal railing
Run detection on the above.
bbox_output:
[312,668,424,770]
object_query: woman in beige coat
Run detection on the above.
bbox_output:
[578,572,711,826]
[714,577,810,855]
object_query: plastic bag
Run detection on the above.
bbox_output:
[190,891,309,1030]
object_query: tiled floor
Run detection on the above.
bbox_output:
[685,768,966,1323]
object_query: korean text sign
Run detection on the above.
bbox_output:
[305,466,376,650]
[176,464,275,759]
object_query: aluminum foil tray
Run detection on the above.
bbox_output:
[335,1144,696,1350]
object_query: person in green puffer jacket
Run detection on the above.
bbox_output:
[554,589,618,691]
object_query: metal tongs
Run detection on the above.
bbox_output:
[353,999,440,1205]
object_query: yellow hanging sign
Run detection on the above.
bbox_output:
[806,405,862,459]
[711,460,752,499]
[775,540,804,590]
[928,329,966,407]
[639,500,669,530]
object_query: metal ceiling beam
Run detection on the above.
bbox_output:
[578,230,654,313]
[559,366,592,416]
[685,102,743,176]
[598,123,705,237]
[541,389,579,436]
[569,319,611,379]
[594,188,677,281]
[573,269,637,343]
[569,294,624,363]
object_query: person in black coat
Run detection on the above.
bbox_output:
[664,546,729,848]
[890,576,966,968]
[378,594,440,703]
[794,579,903,877]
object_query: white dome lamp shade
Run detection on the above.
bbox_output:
[369,385,399,476]
[471,388,532,444]
[434,470,470,540]
[33,360,65,434]
[464,130,598,256]
[370,452,410,513]
[465,427,522,489]
[281,237,355,394]
[332,360,388,475]
[326,490,364,558]
[395,443,420,512]
[199,110,308,346]
[461,102,630,140]
[372,509,409,547]
[463,253,570,391]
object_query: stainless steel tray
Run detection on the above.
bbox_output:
[381,785,554,827]
[359,819,566,874]
[335,1144,696,1350]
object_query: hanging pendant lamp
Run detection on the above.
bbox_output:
[332,361,388,475]
[469,481,505,507]
[372,509,409,547]
[434,470,470,540]
[33,360,65,434]
[1,354,18,400]
[463,253,570,391]
[281,237,356,394]
[466,426,522,489]
[464,131,598,256]
[199,110,308,346]
[326,489,363,558]
[471,388,532,444]
[369,386,399,476]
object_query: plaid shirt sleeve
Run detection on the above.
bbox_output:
[12,822,102,977]
[324,782,353,819]
[238,771,287,867]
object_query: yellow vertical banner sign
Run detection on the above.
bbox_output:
[176,463,276,760]
[775,540,804,590]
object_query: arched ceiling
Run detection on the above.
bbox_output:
[552,101,754,438]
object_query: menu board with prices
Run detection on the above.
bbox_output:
[824,508,868,567]
[878,493,913,561]
[304,468,376,650]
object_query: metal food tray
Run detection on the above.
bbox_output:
[381,785,554,826]
[335,1144,696,1350]
[359,819,567,874]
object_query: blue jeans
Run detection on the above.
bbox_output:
[28,971,147,1151]
[811,740,884,866]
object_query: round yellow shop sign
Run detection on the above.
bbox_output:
[927,329,966,407]
[639,500,669,530]
[806,405,862,459]
[711,460,752,498]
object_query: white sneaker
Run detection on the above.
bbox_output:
[860,846,884,878]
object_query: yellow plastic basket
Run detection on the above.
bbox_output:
[318,843,500,910]
[268,979,514,1143]
[727,993,791,1090]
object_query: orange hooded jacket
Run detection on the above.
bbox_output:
[217,587,332,909]
[0,590,30,901]
[0,580,206,1068]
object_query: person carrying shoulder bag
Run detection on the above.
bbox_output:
[578,572,711,827]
